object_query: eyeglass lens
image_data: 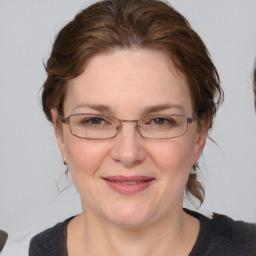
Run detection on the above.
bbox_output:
[67,114,191,139]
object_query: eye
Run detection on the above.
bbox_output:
[86,117,105,125]
[80,116,111,127]
[143,116,178,128]
[153,117,172,125]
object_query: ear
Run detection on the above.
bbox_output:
[193,116,210,161]
[51,108,68,163]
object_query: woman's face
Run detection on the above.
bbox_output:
[53,49,207,227]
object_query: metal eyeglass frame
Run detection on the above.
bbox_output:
[58,113,196,140]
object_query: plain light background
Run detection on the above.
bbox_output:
[0,0,256,250]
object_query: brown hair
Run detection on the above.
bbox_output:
[41,0,223,204]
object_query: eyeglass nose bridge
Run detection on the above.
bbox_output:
[115,119,142,138]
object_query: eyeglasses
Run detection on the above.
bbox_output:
[59,113,196,140]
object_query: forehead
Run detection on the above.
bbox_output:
[64,48,192,116]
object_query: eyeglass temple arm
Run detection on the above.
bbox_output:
[187,114,197,123]
[58,114,69,124]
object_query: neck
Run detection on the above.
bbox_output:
[67,207,199,256]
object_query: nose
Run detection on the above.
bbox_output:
[110,122,147,167]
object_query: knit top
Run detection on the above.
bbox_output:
[29,209,256,256]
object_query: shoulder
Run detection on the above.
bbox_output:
[29,217,74,256]
[186,209,256,256]
[211,212,256,253]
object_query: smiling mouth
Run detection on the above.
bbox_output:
[111,180,145,185]
[102,176,155,194]
[103,176,154,183]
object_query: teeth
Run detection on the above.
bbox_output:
[105,178,153,184]
[115,180,142,185]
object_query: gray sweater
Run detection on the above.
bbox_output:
[29,209,256,256]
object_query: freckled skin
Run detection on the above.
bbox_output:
[52,48,207,227]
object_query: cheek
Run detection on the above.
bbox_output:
[63,134,111,176]
[63,136,112,204]
[148,138,195,174]
[148,138,197,205]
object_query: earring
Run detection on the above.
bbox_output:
[190,158,198,175]
[63,158,69,175]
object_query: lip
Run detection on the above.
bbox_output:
[102,176,155,195]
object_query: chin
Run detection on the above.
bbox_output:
[103,202,155,228]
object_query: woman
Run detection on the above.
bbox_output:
[29,0,256,255]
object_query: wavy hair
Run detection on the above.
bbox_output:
[41,0,224,204]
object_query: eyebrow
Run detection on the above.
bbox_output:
[142,104,185,115]
[73,104,114,115]
[73,103,184,115]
